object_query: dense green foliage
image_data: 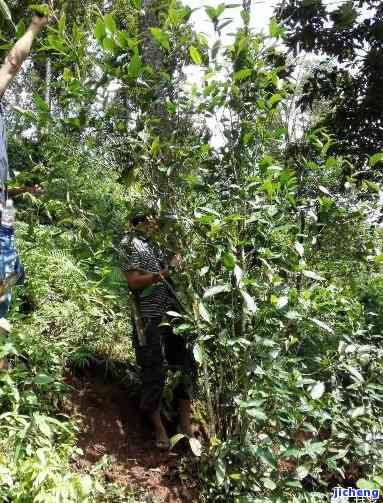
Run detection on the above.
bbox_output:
[276,0,383,173]
[0,1,383,502]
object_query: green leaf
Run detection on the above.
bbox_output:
[216,458,226,485]
[233,68,252,81]
[255,447,277,469]
[216,3,225,17]
[0,0,14,28]
[151,136,160,156]
[211,40,221,60]
[318,185,331,195]
[193,344,203,364]
[310,381,325,400]
[268,93,282,107]
[28,3,50,17]
[296,465,309,480]
[0,465,12,487]
[223,252,236,270]
[246,408,267,421]
[33,93,49,113]
[369,152,383,167]
[94,18,105,42]
[102,37,116,52]
[104,13,117,33]
[130,0,142,7]
[116,31,130,49]
[276,296,288,309]
[331,2,358,29]
[166,100,176,113]
[33,374,55,385]
[196,33,209,47]
[303,441,326,456]
[240,399,265,408]
[150,27,170,50]
[262,478,276,490]
[241,290,257,313]
[0,342,18,357]
[294,241,304,257]
[281,448,300,458]
[166,310,183,318]
[198,302,211,323]
[168,8,179,24]
[284,480,302,488]
[12,106,35,120]
[56,13,66,35]
[357,479,378,490]
[170,433,185,448]
[243,132,253,145]
[206,6,217,20]
[302,270,325,281]
[217,19,232,31]
[204,284,231,298]
[269,17,282,37]
[34,414,52,437]
[15,19,25,38]
[189,45,202,65]
[346,365,364,383]
[173,323,192,332]
[128,53,141,77]
[63,67,72,81]
[309,318,334,334]
[189,437,202,456]
[350,406,365,418]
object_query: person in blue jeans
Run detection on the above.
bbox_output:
[0,11,49,369]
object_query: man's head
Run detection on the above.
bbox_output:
[130,211,160,236]
[129,210,177,237]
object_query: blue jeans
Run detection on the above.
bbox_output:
[0,225,23,318]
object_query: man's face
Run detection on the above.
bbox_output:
[135,216,160,236]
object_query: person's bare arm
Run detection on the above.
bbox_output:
[0,15,49,98]
[124,267,169,290]
[8,184,43,197]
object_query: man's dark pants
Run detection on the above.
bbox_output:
[132,316,197,414]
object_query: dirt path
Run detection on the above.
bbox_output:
[65,368,199,502]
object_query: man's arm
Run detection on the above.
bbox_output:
[124,267,169,290]
[8,184,43,197]
[0,14,49,98]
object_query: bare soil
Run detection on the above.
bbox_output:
[64,367,200,502]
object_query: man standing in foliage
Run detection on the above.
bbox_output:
[119,210,197,450]
[0,12,49,369]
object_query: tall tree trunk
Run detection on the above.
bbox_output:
[138,0,175,203]
[139,0,172,139]
[45,57,52,112]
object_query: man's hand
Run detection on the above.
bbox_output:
[0,13,50,97]
[159,265,169,279]
[30,14,50,32]
[8,184,44,198]
[27,184,43,195]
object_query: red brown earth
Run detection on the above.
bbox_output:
[64,368,200,502]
